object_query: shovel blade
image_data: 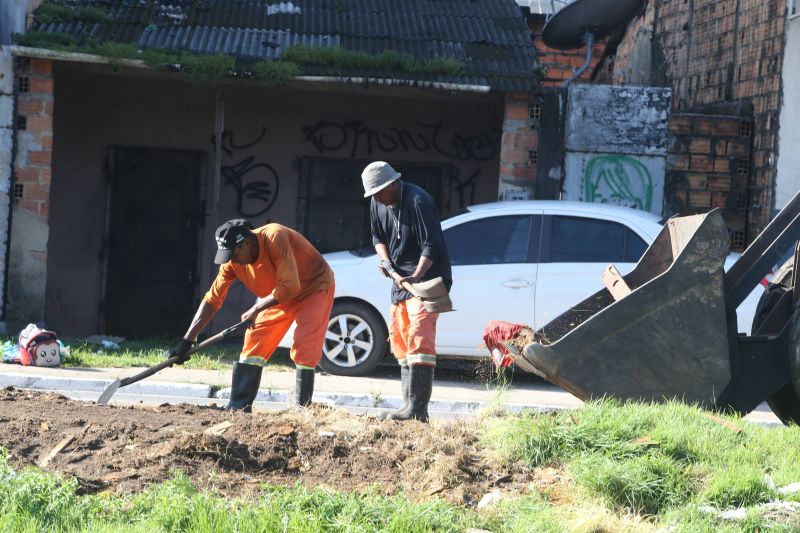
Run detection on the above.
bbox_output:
[96,379,121,405]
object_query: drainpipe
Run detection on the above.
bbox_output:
[2,56,20,328]
[563,32,595,87]
[211,87,224,234]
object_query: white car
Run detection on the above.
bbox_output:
[281,201,763,376]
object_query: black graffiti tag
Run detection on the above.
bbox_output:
[302,119,499,161]
[452,169,479,207]
[221,156,279,217]
[211,127,279,217]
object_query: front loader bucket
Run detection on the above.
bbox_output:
[520,210,733,409]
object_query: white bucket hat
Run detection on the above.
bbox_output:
[361,161,401,197]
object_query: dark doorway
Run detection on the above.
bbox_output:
[103,147,204,337]
[297,157,453,253]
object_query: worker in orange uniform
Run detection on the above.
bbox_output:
[169,219,335,411]
[362,161,452,422]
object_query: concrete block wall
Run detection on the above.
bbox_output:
[7,56,53,330]
[609,0,787,244]
[498,91,539,200]
[666,113,752,251]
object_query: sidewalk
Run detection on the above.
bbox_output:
[0,364,781,425]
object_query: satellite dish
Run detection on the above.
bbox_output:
[542,0,645,50]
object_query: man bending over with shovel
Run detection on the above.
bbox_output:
[362,161,452,422]
[169,219,335,411]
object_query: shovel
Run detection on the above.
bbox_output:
[380,260,454,313]
[96,319,252,405]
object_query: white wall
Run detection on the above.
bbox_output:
[775,12,800,209]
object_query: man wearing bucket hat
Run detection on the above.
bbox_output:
[362,161,452,422]
[168,219,335,411]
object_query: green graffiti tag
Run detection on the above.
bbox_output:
[584,155,653,211]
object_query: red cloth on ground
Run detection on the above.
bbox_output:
[482,320,525,368]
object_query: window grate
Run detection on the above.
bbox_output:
[17,77,29,93]
[13,183,24,200]
[529,102,541,121]
[528,150,538,164]
[739,121,752,137]
[736,193,748,209]
[730,229,746,250]
[738,159,750,176]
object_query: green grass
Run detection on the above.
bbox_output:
[481,399,800,528]
[52,338,294,372]
[0,452,508,532]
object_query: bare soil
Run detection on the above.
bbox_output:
[0,387,536,505]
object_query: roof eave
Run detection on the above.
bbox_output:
[295,75,491,93]
[12,45,149,68]
[11,46,496,93]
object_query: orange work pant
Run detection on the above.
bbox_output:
[389,297,438,367]
[240,284,335,368]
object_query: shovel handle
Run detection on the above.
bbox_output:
[380,260,421,298]
[118,319,252,387]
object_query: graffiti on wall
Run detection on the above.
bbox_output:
[211,127,279,217]
[583,155,654,212]
[563,152,665,215]
[302,119,500,162]
[452,168,479,208]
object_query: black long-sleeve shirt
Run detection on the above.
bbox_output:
[370,181,452,304]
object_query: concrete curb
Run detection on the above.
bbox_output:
[217,386,566,414]
[0,372,212,399]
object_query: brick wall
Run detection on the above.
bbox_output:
[498,92,539,200]
[6,56,53,329]
[666,112,753,251]
[528,15,605,87]
[14,57,53,218]
[609,0,787,243]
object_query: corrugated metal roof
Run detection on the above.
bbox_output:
[27,0,540,92]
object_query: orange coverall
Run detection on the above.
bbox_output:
[204,224,335,368]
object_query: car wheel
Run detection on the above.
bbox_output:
[318,300,388,376]
[752,257,800,425]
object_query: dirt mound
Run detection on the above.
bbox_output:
[0,388,534,505]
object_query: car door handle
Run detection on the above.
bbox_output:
[501,280,533,288]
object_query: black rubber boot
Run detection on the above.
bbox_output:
[225,362,263,413]
[387,364,434,422]
[295,367,315,407]
[379,364,410,419]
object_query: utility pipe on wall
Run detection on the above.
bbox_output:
[211,88,224,234]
